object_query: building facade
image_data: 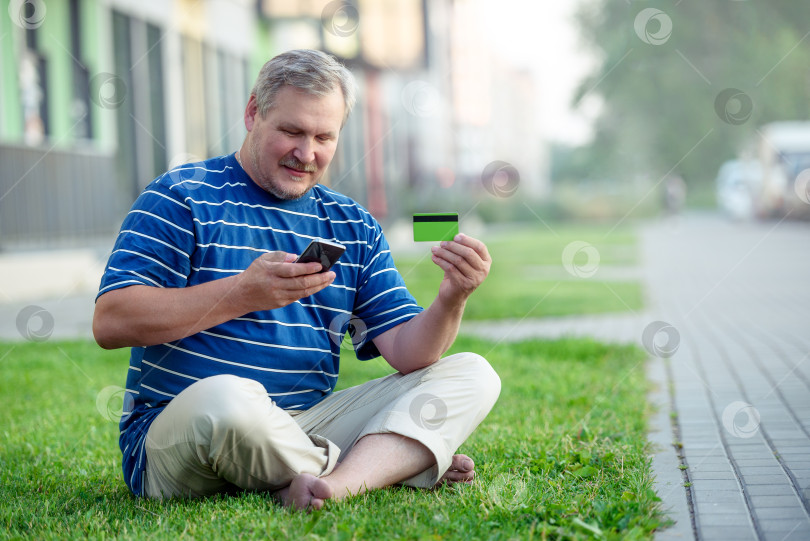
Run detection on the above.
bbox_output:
[1,0,546,246]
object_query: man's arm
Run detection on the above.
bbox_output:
[93,252,333,349]
[372,234,491,374]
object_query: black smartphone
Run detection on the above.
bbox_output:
[294,239,346,272]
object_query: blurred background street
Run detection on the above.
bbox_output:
[2,1,810,248]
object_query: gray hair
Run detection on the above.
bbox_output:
[251,49,357,126]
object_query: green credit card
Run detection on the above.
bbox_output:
[413,213,459,242]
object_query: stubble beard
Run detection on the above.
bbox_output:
[248,138,319,201]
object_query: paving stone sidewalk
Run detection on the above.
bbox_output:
[463,214,810,540]
[642,215,810,541]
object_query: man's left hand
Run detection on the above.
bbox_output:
[430,233,491,306]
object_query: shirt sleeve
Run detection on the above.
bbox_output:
[97,179,196,300]
[351,224,424,360]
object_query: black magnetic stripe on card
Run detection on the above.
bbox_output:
[413,215,459,223]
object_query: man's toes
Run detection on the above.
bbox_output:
[442,468,475,484]
[451,454,474,472]
[310,477,334,501]
[438,455,476,486]
[286,473,334,510]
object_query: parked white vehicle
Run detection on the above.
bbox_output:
[754,122,810,218]
[715,159,762,220]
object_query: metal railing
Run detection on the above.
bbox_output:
[0,142,129,247]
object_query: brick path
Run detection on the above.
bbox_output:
[463,214,810,540]
[643,215,810,540]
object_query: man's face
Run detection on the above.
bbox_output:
[243,85,345,200]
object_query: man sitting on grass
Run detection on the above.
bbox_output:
[93,49,500,510]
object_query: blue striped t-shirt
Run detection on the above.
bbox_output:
[97,153,423,496]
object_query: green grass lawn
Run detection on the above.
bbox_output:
[396,225,643,320]
[0,336,665,540]
[0,225,665,539]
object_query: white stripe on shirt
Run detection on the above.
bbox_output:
[119,230,192,259]
[142,360,201,382]
[141,189,191,210]
[164,342,339,374]
[198,330,334,355]
[355,286,410,311]
[140,383,176,398]
[233,317,345,338]
[127,209,194,236]
[107,267,163,287]
[98,279,147,294]
[365,312,418,335]
[112,249,188,280]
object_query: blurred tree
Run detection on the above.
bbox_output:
[572,0,810,189]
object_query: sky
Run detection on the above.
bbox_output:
[476,0,599,145]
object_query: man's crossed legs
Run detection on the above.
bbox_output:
[142,352,501,509]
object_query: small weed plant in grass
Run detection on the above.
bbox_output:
[0,336,666,540]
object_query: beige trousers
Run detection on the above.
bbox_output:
[143,352,501,499]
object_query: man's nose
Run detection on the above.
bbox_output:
[293,138,316,164]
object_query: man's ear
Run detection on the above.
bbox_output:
[244,95,259,131]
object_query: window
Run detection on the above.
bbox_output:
[69,0,92,139]
[20,24,48,143]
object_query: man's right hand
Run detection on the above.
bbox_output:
[234,251,336,313]
[93,251,335,350]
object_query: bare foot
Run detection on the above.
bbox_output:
[437,454,475,486]
[277,473,334,510]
